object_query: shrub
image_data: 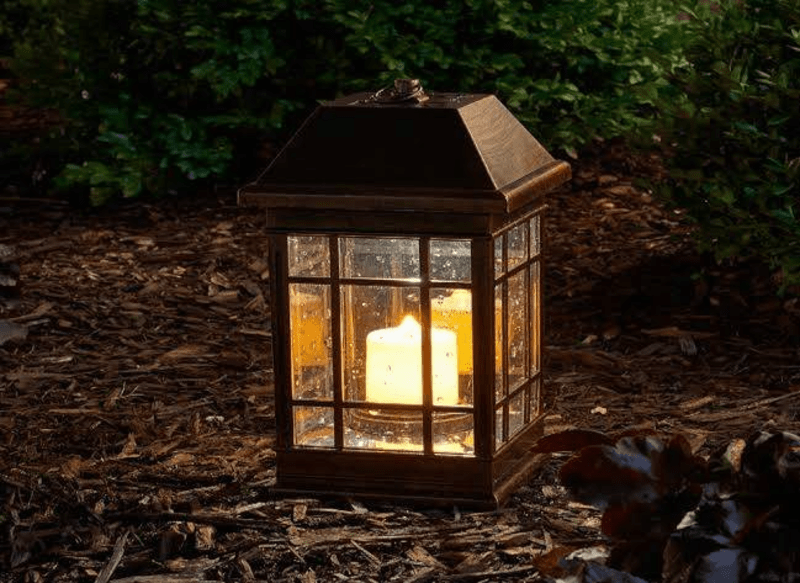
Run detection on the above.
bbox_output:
[534,428,800,581]
[328,0,693,156]
[9,0,321,204]
[653,0,800,288]
[7,0,694,204]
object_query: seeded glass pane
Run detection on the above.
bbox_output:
[344,409,423,453]
[340,237,420,280]
[494,235,504,280]
[288,235,330,277]
[531,377,542,417]
[430,239,471,282]
[495,284,504,403]
[507,271,527,391]
[341,285,421,403]
[509,390,525,439]
[530,262,541,376]
[289,284,333,400]
[495,406,505,451]
[507,222,528,270]
[293,407,334,447]
[433,411,474,456]
[431,288,473,406]
[530,215,541,257]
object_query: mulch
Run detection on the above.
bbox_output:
[1,141,799,582]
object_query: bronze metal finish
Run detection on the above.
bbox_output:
[239,83,570,507]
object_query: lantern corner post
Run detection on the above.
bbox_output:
[268,232,293,452]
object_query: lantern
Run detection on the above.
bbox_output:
[239,80,570,507]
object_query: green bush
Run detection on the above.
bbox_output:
[330,0,693,156]
[7,0,694,204]
[0,0,44,57]
[654,0,800,288]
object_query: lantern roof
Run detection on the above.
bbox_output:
[239,84,570,214]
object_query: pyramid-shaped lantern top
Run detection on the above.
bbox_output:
[239,81,570,216]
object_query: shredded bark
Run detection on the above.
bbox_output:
[1,142,799,582]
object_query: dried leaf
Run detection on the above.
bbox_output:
[741,430,800,493]
[532,429,614,454]
[559,438,663,508]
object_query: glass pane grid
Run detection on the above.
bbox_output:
[290,234,476,456]
[430,239,472,283]
[490,215,543,452]
[431,288,474,407]
[494,235,505,280]
[289,283,333,401]
[288,235,331,278]
[507,221,529,271]
[529,261,541,376]
[531,376,542,417]
[340,237,420,280]
[509,391,525,439]
[530,214,542,257]
[494,283,504,404]
[294,407,334,447]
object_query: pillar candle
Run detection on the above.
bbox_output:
[365,315,458,405]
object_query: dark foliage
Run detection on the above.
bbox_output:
[653,0,800,288]
[538,429,800,581]
[2,0,692,204]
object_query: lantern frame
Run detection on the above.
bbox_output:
[240,85,570,507]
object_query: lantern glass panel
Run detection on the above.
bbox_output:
[293,406,334,447]
[532,377,542,417]
[431,288,473,406]
[289,283,333,400]
[495,283,504,402]
[288,235,330,277]
[530,214,541,258]
[507,222,528,270]
[340,237,420,280]
[529,261,541,375]
[430,239,471,282]
[494,236,504,279]
[343,409,423,453]
[433,411,474,456]
[341,284,421,403]
[507,271,527,392]
[509,390,525,438]
[495,406,505,450]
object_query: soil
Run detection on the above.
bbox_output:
[2,142,800,582]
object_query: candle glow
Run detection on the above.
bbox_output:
[290,290,327,367]
[365,315,458,405]
[432,289,474,374]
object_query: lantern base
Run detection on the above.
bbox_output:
[272,413,546,509]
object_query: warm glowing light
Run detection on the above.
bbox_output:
[365,315,458,405]
[431,290,504,376]
[432,290,473,374]
[290,290,326,367]
[375,439,467,453]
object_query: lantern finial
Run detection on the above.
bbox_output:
[374,78,428,104]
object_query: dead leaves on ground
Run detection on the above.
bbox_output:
[537,428,800,582]
[2,144,800,581]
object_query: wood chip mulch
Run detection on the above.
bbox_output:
[1,142,799,582]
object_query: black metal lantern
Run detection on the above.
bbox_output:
[239,80,571,507]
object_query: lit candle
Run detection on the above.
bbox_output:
[365,315,458,405]
[290,290,327,367]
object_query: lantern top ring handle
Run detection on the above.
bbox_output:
[373,78,429,104]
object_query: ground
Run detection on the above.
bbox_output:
[1,143,799,582]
